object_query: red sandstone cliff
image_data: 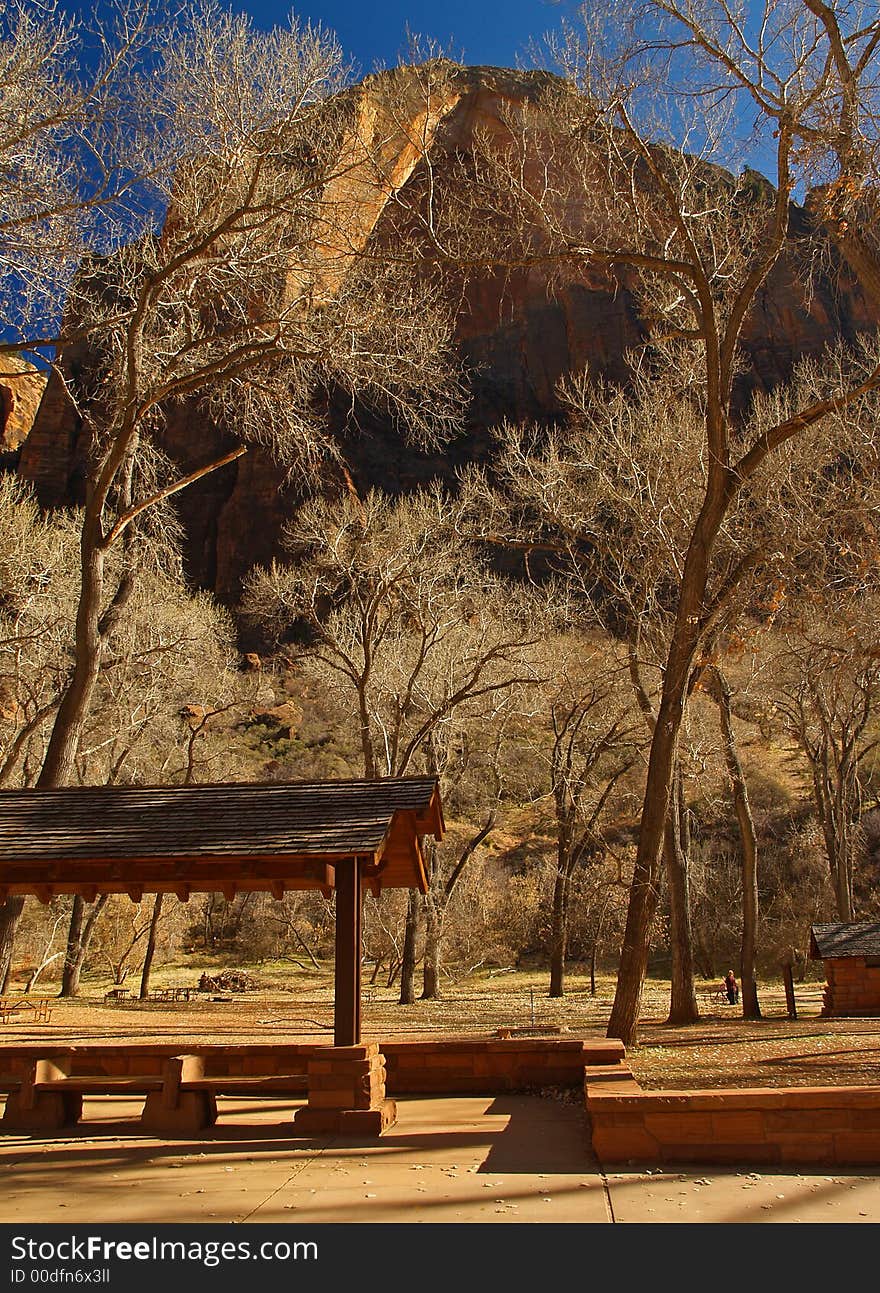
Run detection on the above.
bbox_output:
[0,355,46,453]
[17,66,880,603]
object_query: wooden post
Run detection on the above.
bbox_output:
[782,962,797,1020]
[334,857,362,1046]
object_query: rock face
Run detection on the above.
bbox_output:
[0,355,47,453]
[17,66,880,603]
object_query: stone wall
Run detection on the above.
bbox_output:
[381,1037,626,1092]
[820,958,880,1016]
[6,1038,880,1164]
[586,1081,880,1166]
[0,1037,624,1093]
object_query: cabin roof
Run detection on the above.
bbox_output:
[810,921,880,960]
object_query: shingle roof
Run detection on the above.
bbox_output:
[0,777,443,897]
[0,778,441,860]
[810,921,880,959]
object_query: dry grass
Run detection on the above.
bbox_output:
[5,965,880,1092]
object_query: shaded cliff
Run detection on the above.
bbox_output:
[18,65,880,603]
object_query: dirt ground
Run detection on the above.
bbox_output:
[3,967,878,1091]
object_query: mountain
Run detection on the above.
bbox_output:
[16,66,880,603]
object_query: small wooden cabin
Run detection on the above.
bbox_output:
[810,921,880,1017]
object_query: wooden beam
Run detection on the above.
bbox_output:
[126,886,143,903]
[220,882,237,902]
[371,811,429,891]
[34,885,52,905]
[270,880,285,901]
[334,857,362,1047]
[173,884,191,903]
[79,885,97,903]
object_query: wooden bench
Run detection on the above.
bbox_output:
[0,997,52,1024]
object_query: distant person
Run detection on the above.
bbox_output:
[723,970,739,1005]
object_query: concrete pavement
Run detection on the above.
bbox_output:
[0,1093,878,1224]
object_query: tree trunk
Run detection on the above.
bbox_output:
[25,953,64,993]
[24,909,66,993]
[812,756,855,921]
[0,896,25,991]
[139,893,164,1000]
[665,770,699,1024]
[607,681,684,1042]
[713,670,762,1020]
[398,889,421,1005]
[589,896,609,997]
[834,841,853,921]
[608,482,728,1044]
[60,895,86,997]
[420,815,495,1002]
[548,865,569,998]
[37,505,115,1000]
[60,894,108,997]
[421,892,444,1000]
[38,519,107,791]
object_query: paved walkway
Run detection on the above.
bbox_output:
[0,1093,878,1224]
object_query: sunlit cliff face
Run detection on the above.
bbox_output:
[17,65,880,604]
[0,355,46,452]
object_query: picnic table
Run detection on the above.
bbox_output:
[150,986,194,1002]
[702,983,739,1007]
[0,996,52,1024]
[103,987,132,1003]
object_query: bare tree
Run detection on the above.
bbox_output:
[90,896,155,987]
[22,901,67,993]
[700,665,763,1017]
[454,1,880,1041]
[419,717,510,1000]
[769,607,880,920]
[245,485,543,1002]
[0,472,247,990]
[35,8,464,794]
[521,637,639,998]
[645,1,880,306]
[0,5,466,974]
[246,487,542,777]
[0,0,159,355]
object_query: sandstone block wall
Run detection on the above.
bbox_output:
[821,957,880,1016]
[586,1084,880,1166]
[381,1037,626,1093]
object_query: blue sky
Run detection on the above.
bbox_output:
[227,1,578,74]
[56,0,778,177]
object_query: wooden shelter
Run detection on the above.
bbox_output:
[810,921,880,1017]
[0,777,444,1046]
